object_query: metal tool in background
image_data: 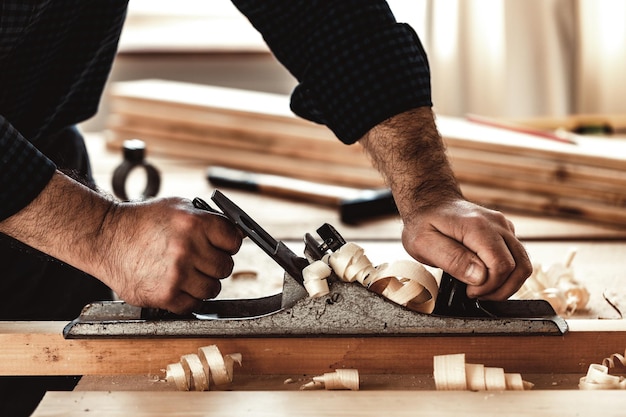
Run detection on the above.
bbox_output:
[63,190,568,339]
[206,166,397,224]
[112,139,161,201]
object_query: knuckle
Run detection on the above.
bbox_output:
[458,214,491,235]
[491,258,516,276]
[488,209,507,223]
[173,211,200,232]
[518,259,533,278]
[167,239,192,262]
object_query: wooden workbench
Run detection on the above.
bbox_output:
[29,390,626,416]
[2,319,624,416]
[7,133,626,415]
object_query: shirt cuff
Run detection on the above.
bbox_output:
[0,121,57,221]
[290,23,432,144]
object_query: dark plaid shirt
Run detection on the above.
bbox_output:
[0,0,431,221]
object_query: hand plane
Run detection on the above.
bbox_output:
[63,190,568,339]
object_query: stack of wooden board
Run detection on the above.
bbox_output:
[105,79,626,227]
[105,79,383,188]
[440,116,626,227]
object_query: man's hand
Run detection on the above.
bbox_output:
[0,171,242,314]
[359,107,532,300]
[400,198,530,300]
[98,197,242,314]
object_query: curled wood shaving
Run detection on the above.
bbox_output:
[181,354,208,391]
[302,242,439,314]
[433,353,533,391]
[602,290,623,319]
[230,270,258,280]
[300,369,360,391]
[579,348,626,390]
[579,364,626,390]
[302,260,332,298]
[603,349,626,369]
[165,362,190,391]
[165,345,242,391]
[515,248,589,316]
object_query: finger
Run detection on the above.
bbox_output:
[161,291,206,315]
[183,272,223,301]
[191,242,235,280]
[471,235,532,300]
[462,231,517,297]
[166,272,223,314]
[506,218,516,234]
[203,214,243,254]
[404,229,488,287]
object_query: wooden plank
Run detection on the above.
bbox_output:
[110,79,306,125]
[460,183,626,227]
[31,390,626,417]
[109,95,334,140]
[106,115,372,167]
[105,130,386,188]
[0,320,624,377]
[507,113,626,132]
[449,147,626,196]
[457,170,626,209]
[439,115,626,171]
[107,80,626,172]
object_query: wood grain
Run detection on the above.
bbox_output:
[1,320,624,377]
[31,390,626,417]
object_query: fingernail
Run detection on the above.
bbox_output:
[466,262,485,285]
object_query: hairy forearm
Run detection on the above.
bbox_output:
[0,169,244,313]
[360,107,532,299]
[0,170,117,278]
[359,107,462,220]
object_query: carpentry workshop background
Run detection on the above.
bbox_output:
[3,1,626,416]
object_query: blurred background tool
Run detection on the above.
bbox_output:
[466,114,579,145]
[206,166,397,224]
[112,138,161,201]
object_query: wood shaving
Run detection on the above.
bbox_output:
[602,290,623,319]
[514,248,589,316]
[603,349,626,369]
[300,369,359,391]
[579,348,626,390]
[165,345,242,391]
[433,353,533,391]
[230,270,258,280]
[302,242,438,314]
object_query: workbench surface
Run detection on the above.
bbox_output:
[31,390,626,417]
[13,133,626,415]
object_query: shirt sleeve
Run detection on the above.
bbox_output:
[231,0,432,144]
[0,116,57,221]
